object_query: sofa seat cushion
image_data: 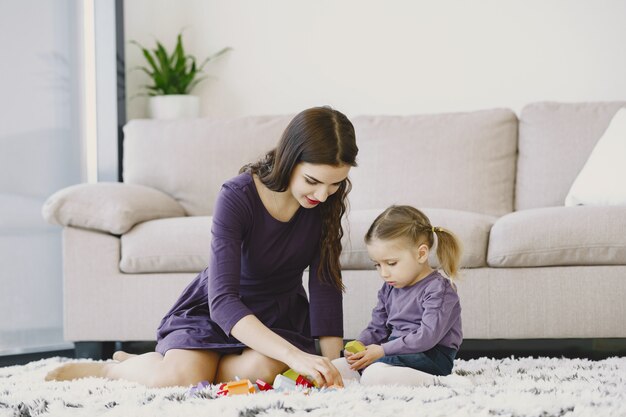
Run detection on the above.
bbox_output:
[121,216,211,273]
[341,208,497,270]
[488,206,626,267]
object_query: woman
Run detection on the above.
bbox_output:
[46,106,358,388]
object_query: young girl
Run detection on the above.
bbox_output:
[332,205,462,386]
[46,106,358,388]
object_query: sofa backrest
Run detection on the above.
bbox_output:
[349,109,518,217]
[516,101,626,210]
[124,108,519,217]
[124,116,292,216]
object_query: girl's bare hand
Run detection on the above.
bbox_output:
[344,350,358,365]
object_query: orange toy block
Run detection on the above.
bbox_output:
[226,379,255,395]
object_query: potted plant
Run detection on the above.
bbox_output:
[132,33,231,119]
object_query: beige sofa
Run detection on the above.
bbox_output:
[43,101,626,354]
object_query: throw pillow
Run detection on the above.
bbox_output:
[42,182,186,234]
[565,108,626,206]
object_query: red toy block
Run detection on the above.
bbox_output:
[296,375,314,388]
[255,379,274,391]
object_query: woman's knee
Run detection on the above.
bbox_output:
[216,349,288,383]
[152,349,220,387]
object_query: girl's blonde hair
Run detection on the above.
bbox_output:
[364,205,462,279]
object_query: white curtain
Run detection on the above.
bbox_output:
[0,0,82,354]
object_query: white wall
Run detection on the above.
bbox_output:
[124,0,626,119]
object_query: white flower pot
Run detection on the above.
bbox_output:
[148,95,200,120]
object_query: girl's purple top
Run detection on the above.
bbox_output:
[155,173,343,355]
[357,270,462,356]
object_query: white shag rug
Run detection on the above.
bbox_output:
[1,356,625,417]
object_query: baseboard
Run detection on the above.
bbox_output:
[457,338,626,360]
[1,338,624,367]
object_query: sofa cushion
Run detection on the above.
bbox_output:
[121,208,496,273]
[123,116,292,216]
[120,216,211,273]
[341,208,496,270]
[43,183,186,235]
[349,109,518,217]
[516,101,626,210]
[488,206,626,267]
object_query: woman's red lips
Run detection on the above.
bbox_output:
[306,197,320,205]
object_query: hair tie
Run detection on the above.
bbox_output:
[431,226,436,233]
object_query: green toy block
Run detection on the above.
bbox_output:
[344,340,366,353]
[282,368,300,381]
[282,368,319,387]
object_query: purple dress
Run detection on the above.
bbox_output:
[155,173,343,355]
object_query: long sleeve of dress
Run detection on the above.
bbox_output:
[357,285,391,346]
[207,184,254,336]
[382,280,458,355]
[308,249,343,337]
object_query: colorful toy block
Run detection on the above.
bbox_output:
[282,368,300,381]
[273,374,297,391]
[197,380,210,389]
[296,375,314,388]
[256,379,273,391]
[345,340,366,354]
[282,368,319,387]
[217,379,255,396]
[186,380,212,397]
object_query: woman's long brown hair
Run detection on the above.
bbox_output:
[241,106,358,291]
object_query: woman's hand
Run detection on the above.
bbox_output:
[284,350,344,387]
[347,344,385,371]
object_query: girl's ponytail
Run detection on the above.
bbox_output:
[432,227,462,279]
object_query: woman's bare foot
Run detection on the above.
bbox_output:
[113,350,137,362]
[45,362,113,382]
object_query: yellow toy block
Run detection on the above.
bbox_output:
[345,340,366,354]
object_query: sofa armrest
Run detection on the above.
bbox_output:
[42,182,186,235]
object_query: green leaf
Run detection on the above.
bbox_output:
[130,32,231,96]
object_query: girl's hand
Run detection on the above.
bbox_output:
[348,344,385,371]
[344,350,358,366]
[285,350,344,387]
